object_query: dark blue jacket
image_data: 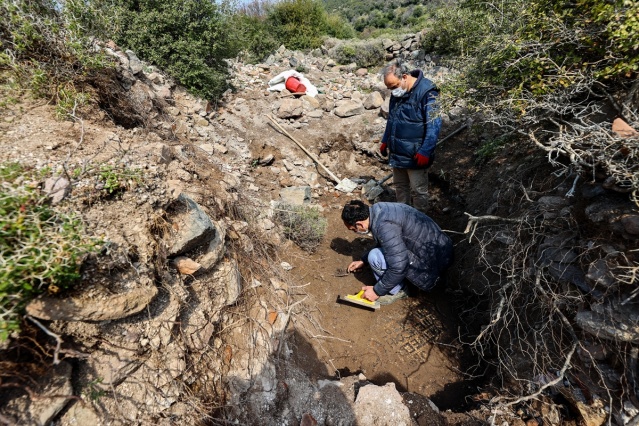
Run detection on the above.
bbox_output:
[364,202,453,295]
[381,70,442,169]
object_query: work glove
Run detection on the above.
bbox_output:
[414,153,430,167]
[380,142,388,156]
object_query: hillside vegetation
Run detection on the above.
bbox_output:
[322,0,434,32]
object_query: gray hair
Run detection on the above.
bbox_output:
[380,60,409,79]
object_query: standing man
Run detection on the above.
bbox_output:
[342,200,453,305]
[380,60,442,212]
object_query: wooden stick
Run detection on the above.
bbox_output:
[267,114,341,184]
[278,92,307,98]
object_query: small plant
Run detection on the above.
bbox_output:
[29,66,48,98]
[71,167,83,179]
[98,165,142,195]
[83,377,106,401]
[55,85,90,120]
[0,162,101,340]
[273,203,327,253]
[476,135,511,161]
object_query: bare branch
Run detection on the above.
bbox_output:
[26,315,63,365]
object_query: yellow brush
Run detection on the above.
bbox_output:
[338,290,380,310]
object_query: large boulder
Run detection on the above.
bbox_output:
[277,99,303,118]
[334,100,364,118]
[165,193,216,256]
[363,92,384,110]
[354,382,412,425]
[26,278,158,321]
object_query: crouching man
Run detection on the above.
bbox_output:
[342,200,453,305]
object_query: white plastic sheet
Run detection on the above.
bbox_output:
[267,70,318,97]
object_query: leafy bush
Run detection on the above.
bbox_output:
[330,40,385,67]
[233,14,279,62]
[424,0,638,126]
[324,13,355,39]
[333,44,357,64]
[353,10,393,32]
[234,1,353,61]
[0,0,110,110]
[109,0,239,100]
[420,6,491,56]
[274,203,327,253]
[0,163,101,340]
[325,0,435,32]
[266,0,328,50]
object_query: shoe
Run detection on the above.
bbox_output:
[377,289,409,306]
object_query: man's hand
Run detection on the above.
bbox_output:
[347,260,364,273]
[380,142,388,156]
[362,286,379,302]
[414,153,430,167]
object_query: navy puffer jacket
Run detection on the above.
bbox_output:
[381,70,442,169]
[364,203,453,295]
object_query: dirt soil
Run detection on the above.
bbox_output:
[269,128,486,411]
[4,35,636,426]
[0,54,503,424]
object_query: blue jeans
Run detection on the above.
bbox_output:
[367,248,404,295]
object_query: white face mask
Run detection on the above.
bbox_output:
[391,87,406,97]
[391,78,407,97]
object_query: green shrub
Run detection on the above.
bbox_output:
[420,0,638,124]
[266,0,327,50]
[274,203,327,253]
[233,14,279,62]
[105,0,239,100]
[330,40,385,67]
[0,163,101,340]
[324,13,355,39]
[0,0,110,112]
[420,5,492,56]
[526,0,639,79]
[333,44,356,64]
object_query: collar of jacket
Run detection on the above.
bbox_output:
[368,206,378,241]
